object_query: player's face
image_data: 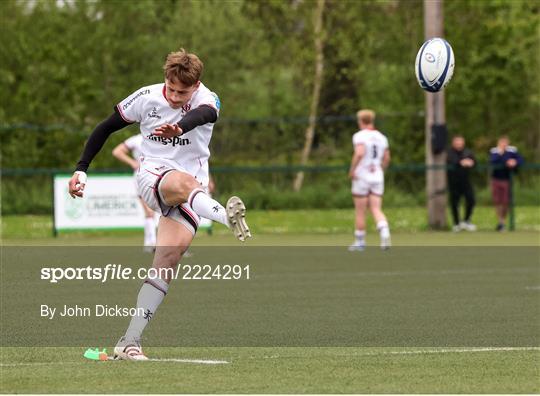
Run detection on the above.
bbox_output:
[498,137,509,150]
[452,137,465,150]
[165,79,199,109]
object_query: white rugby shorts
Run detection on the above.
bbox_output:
[132,171,139,198]
[351,178,384,197]
[137,158,200,235]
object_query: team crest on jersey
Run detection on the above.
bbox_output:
[181,104,191,115]
[147,107,161,119]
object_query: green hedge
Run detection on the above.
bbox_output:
[1,172,538,215]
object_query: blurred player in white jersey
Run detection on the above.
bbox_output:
[68,49,251,360]
[198,174,215,234]
[348,109,391,251]
[112,134,157,252]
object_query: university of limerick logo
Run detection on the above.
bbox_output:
[147,107,161,119]
[64,193,84,220]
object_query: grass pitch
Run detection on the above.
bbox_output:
[3,206,540,241]
[2,347,539,393]
[1,211,539,393]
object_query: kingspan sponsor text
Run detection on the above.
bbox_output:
[147,133,191,146]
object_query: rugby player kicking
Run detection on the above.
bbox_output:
[68,49,251,360]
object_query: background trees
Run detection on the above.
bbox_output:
[1,0,538,166]
[0,0,538,213]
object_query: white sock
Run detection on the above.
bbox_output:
[377,220,390,239]
[125,278,168,340]
[144,217,156,245]
[354,229,366,244]
[188,188,229,227]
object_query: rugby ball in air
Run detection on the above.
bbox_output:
[415,37,454,92]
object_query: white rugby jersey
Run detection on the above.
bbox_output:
[117,82,220,185]
[123,134,143,160]
[352,129,389,181]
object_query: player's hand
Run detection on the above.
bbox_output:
[460,158,474,167]
[506,158,517,168]
[153,123,183,138]
[68,171,87,198]
[349,170,357,180]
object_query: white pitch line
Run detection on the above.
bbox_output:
[3,348,538,367]
[259,347,540,360]
[360,347,540,356]
[0,358,230,367]
[147,358,229,364]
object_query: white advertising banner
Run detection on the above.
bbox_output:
[54,174,145,231]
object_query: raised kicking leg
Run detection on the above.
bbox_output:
[115,169,251,360]
[160,170,251,241]
[368,194,391,250]
[114,216,193,361]
[349,195,368,251]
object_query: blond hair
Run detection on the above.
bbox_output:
[357,109,376,125]
[163,49,203,86]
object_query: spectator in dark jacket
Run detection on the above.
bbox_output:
[447,135,476,232]
[489,136,524,231]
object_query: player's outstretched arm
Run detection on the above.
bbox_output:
[68,110,131,198]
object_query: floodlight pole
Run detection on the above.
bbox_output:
[424,0,447,229]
